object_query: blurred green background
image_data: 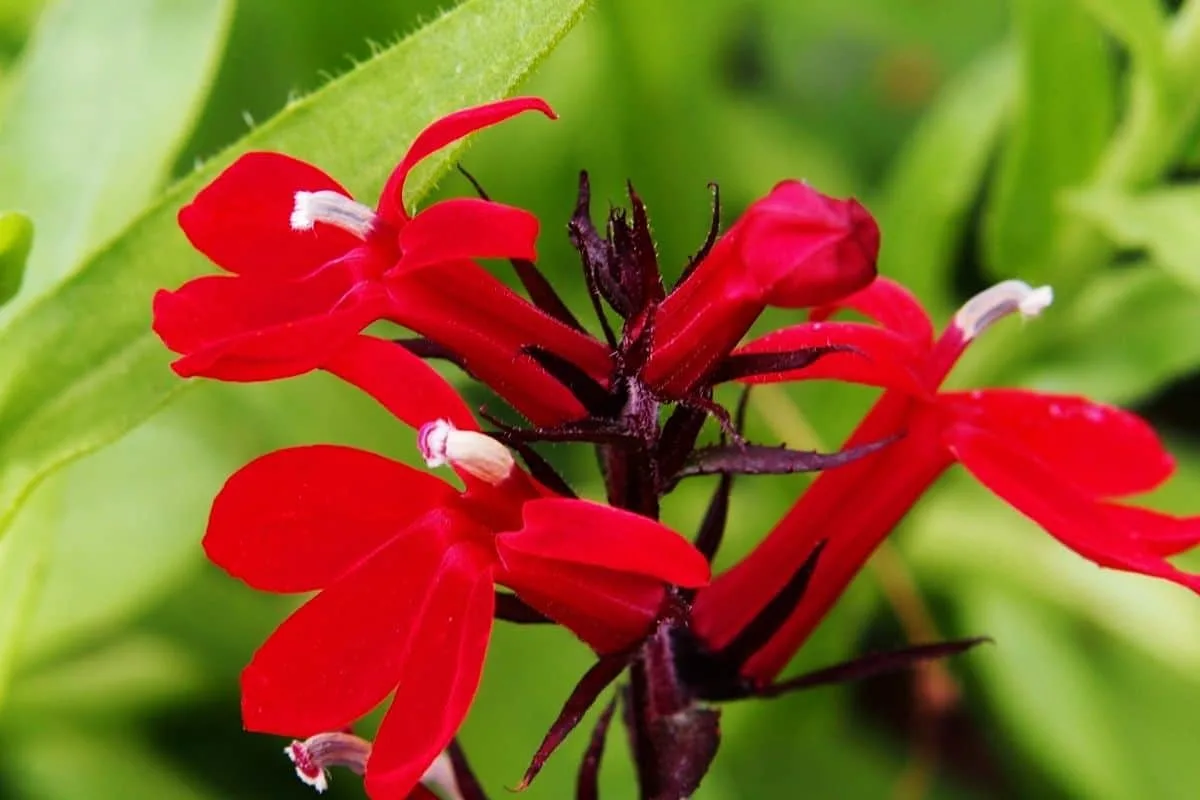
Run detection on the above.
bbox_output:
[2,0,1200,797]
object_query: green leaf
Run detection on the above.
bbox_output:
[962,587,1138,800]
[5,635,203,722]
[1067,185,1200,292]
[0,475,52,709]
[0,0,593,544]
[983,0,1114,282]
[0,210,32,305]
[4,728,223,800]
[875,46,1014,316]
[0,0,235,315]
[1022,263,1200,404]
[1072,0,1165,73]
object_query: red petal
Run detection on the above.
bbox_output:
[322,335,478,431]
[942,389,1174,497]
[179,152,360,278]
[397,199,540,271]
[377,98,556,223]
[811,277,935,347]
[496,552,664,653]
[240,510,492,736]
[205,445,457,593]
[945,425,1200,593]
[1101,503,1200,557]
[363,560,494,799]
[739,180,879,309]
[497,498,710,587]
[733,321,926,394]
[152,266,382,381]
[385,262,610,426]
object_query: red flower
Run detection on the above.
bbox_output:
[153,97,609,423]
[642,180,878,397]
[205,335,708,798]
[693,277,1200,681]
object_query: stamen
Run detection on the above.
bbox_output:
[953,279,1053,341]
[418,419,515,485]
[290,190,376,239]
[285,731,371,793]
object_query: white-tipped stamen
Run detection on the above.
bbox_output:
[290,190,376,239]
[418,419,515,485]
[284,732,371,794]
[953,279,1053,341]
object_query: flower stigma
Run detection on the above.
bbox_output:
[290,190,376,239]
[953,279,1054,342]
[418,418,515,485]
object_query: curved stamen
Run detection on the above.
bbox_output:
[285,731,371,793]
[419,419,515,485]
[953,279,1054,342]
[291,190,376,239]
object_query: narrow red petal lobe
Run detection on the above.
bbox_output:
[205,445,457,593]
[946,425,1200,593]
[397,199,540,271]
[363,559,494,800]
[497,498,710,587]
[811,277,935,347]
[153,252,385,381]
[240,510,488,736]
[385,262,611,426]
[322,335,478,431]
[1101,503,1200,557]
[733,322,926,393]
[378,97,556,222]
[497,552,665,653]
[180,152,360,278]
[943,390,1174,497]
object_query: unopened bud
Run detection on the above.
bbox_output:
[953,279,1053,342]
[291,190,376,239]
[285,731,371,793]
[418,419,515,485]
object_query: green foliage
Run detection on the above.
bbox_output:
[1,0,1200,798]
[0,211,31,305]
[983,0,1114,283]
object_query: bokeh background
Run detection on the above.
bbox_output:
[2,0,1199,798]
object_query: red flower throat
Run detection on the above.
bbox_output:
[153,97,1200,800]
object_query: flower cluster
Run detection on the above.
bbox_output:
[155,98,1200,799]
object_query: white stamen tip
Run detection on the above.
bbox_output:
[953,279,1054,341]
[286,741,330,793]
[418,419,515,485]
[284,732,371,794]
[289,190,376,239]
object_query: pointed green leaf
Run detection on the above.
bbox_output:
[876,46,1014,316]
[0,472,55,710]
[1067,185,1200,292]
[983,0,1114,282]
[0,0,235,315]
[1072,0,1165,73]
[0,0,593,543]
[0,210,32,305]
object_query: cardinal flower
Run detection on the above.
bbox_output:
[153,97,610,422]
[693,277,1200,681]
[205,335,709,798]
